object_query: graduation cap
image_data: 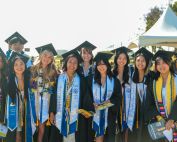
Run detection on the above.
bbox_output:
[94,51,113,62]
[8,51,29,64]
[35,43,57,56]
[135,47,153,60]
[61,49,82,63]
[5,32,28,45]
[152,50,174,61]
[0,48,6,59]
[74,41,97,51]
[111,46,132,54]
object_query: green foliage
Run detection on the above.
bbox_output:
[170,1,177,15]
[144,6,163,32]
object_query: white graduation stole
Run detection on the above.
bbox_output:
[56,73,80,136]
[92,76,114,136]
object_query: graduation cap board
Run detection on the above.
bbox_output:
[5,32,27,45]
[94,51,113,62]
[74,41,97,51]
[35,43,57,56]
[135,47,153,60]
[8,51,29,64]
[152,50,174,61]
[0,48,6,59]
[61,49,82,63]
[111,46,132,54]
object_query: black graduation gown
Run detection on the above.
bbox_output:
[77,66,94,78]
[33,76,62,142]
[50,75,88,142]
[145,79,177,142]
[5,95,32,142]
[42,80,62,142]
[128,90,153,142]
[86,76,122,142]
[0,77,7,142]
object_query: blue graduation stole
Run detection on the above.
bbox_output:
[7,96,18,131]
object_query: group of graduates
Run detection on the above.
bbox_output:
[0,31,177,142]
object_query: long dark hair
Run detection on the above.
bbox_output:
[154,56,176,80]
[113,52,129,86]
[0,54,8,97]
[94,58,113,85]
[133,53,149,83]
[62,54,80,73]
[8,57,30,102]
[0,55,7,81]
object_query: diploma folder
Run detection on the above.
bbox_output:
[148,121,166,140]
[78,109,94,118]
[0,123,8,138]
[96,102,114,111]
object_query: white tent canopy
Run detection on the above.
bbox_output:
[139,6,177,48]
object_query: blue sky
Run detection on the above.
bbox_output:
[0,0,174,56]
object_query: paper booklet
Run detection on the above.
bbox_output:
[78,109,94,118]
[0,123,8,138]
[96,102,114,111]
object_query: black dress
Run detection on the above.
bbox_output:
[86,75,122,142]
[0,76,7,142]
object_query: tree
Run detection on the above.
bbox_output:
[170,1,177,15]
[144,7,163,32]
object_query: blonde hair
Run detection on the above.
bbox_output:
[31,50,57,81]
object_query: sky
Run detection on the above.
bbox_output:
[0,0,175,56]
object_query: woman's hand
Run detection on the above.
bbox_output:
[104,100,110,104]
[93,103,98,110]
[49,112,55,125]
[166,120,175,130]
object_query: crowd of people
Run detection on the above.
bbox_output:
[0,32,177,142]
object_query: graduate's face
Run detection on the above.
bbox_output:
[81,49,92,63]
[10,42,23,52]
[156,58,170,74]
[135,55,146,71]
[117,53,127,68]
[0,56,3,69]
[67,57,78,74]
[41,52,53,68]
[14,58,25,75]
[97,60,107,75]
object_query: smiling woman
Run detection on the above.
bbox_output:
[29,44,58,142]
[6,52,33,142]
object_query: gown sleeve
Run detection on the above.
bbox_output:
[145,81,160,122]
[49,77,58,114]
[168,98,177,121]
[109,77,122,113]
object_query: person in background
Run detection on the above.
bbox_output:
[146,50,177,142]
[74,41,97,77]
[6,52,33,142]
[29,44,58,142]
[5,32,32,68]
[127,48,153,142]
[74,41,97,142]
